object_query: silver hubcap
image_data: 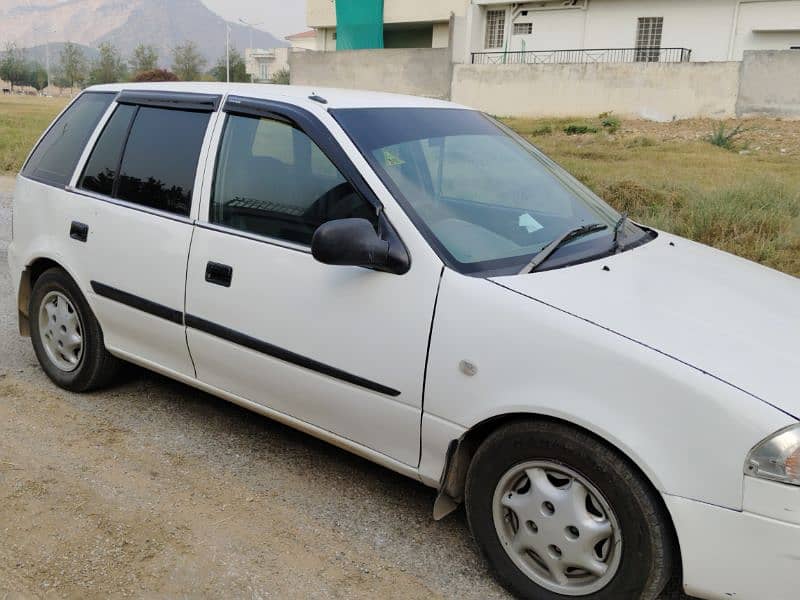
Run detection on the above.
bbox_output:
[492,461,622,596]
[38,291,83,372]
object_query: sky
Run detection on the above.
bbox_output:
[201,0,307,39]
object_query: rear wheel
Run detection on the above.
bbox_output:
[465,420,674,600]
[30,268,121,392]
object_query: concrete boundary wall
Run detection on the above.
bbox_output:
[450,62,741,120]
[737,51,800,119]
[288,50,799,120]
[289,48,453,99]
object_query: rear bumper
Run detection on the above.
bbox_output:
[665,483,800,600]
[7,240,21,302]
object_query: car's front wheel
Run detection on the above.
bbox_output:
[30,267,121,392]
[465,420,674,600]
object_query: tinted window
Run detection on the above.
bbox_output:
[211,114,377,245]
[22,92,114,187]
[116,107,210,216]
[79,104,136,196]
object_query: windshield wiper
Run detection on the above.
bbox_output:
[611,212,629,254]
[519,223,608,274]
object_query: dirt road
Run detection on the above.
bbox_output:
[0,175,688,599]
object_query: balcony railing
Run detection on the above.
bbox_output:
[471,47,692,65]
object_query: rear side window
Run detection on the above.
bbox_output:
[22,92,114,187]
[79,105,210,216]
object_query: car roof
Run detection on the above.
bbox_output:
[86,82,470,112]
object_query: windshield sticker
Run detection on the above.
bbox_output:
[381,149,405,167]
[519,213,544,234]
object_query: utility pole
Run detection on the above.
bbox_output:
[238,18,264,83]
[226,24,231,83]
[32,24,55,93]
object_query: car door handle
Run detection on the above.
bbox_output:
[205,262,233,287]
[70,221,89,242]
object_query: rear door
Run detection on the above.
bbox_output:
[69,91,219,376]
[184,97,443,466]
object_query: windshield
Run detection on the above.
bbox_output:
[332,108,649,275]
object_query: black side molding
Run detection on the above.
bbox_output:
[117,90,222,113]
[185,314,401,397]
[90,281,183,324]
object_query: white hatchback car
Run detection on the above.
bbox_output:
[8,83,799,600]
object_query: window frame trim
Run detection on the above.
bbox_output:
[203,96,409,263]
[20,91,118,189]
[74,97,218,220]
[116,90,222,113]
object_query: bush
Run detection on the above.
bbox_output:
[708,123,745,150]
[530,124,553,136]
[133,69,179,82]
[269,68,290,85]
[601,114,621,134]
[564,123,598,135]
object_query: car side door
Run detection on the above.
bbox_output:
[184,97,443,466]
[68,91,220,376]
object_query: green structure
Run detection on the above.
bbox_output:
[335,0,384,50]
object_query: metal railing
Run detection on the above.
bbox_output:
[471,47,692,65]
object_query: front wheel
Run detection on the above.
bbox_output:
[465,421,674,600]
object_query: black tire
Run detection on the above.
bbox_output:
[465,420,674,600]
[29,268,122,392]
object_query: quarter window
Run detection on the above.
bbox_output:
[485,10,506,49]
[22,92,114,187]
[635,17,663,62]
[80,104,210,216]
[210,114,377,246]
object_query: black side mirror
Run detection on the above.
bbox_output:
[311,218,410,275]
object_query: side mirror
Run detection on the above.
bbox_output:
[312,218,410,275]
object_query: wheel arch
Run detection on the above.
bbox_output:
[17,256,77,337]
[434,411,683,587]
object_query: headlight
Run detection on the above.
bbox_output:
[746,424,800,486]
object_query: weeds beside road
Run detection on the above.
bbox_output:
[1,96,797,276]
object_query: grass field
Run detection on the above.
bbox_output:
[1,95,797,276]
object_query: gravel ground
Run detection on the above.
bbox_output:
[0,175,689,599]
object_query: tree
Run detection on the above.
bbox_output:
[27,62,48,91]
[0,43,27,90]
[56,42,87,88]
[90,41,127,84]
[210,47,248,82]
[133,68,179,82]
[130,44,159,75]
[172,41,206,81]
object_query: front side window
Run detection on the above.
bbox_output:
[333,108,649,275]
[22,92,114,187]
[210,114,376,246]
[79,104,210,216]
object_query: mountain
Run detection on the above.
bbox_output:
[0,0,287,66]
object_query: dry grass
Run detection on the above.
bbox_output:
[0,95,69,174]
[0,96,797,276]
[502,116,800,277]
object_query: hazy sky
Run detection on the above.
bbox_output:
[201,0,308,39]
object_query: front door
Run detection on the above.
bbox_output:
[185,98,442,466]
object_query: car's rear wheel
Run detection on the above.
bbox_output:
[30,268,121,392]
[465,420,674,600]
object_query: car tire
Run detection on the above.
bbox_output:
[465,420,674,600]
[29,268,122,392]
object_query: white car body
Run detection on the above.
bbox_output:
[8,83,800,600]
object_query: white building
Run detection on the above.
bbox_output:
[286,30,319,51]
[305,0,800,62]
[244,47,290,83]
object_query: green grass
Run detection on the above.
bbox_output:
[0,95,69,174]
[1,97,796,277]
[502,116,800,277]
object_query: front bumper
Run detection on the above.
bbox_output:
[666,478,800,600]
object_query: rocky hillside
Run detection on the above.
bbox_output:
[0,0,286,64]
